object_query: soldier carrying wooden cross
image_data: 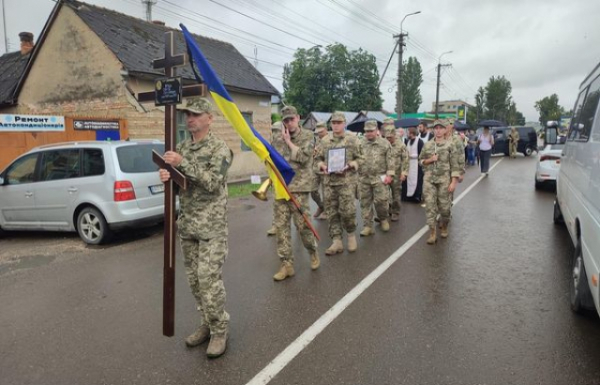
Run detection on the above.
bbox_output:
[138,31,231,359]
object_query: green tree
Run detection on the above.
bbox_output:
[474,86,485,121]
[283,44,382,115]
[484,76,512,121]
[534,94,565,126]
[401,56,423,113]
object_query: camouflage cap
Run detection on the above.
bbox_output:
[330,111,346,122]
[315,121,327,132]
[364,119,378,131]
[281,105,298,120]
[432,119,446,128]
[383,117,395,126]
[384,127,396,137]
[177,97,212,114]
[271,121,282,130]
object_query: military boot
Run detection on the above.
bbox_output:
[185,324,210,347]
[440,222,449,238]
[310,252,320,270]
[390,213,400,222]
[325,238,344,255]
[273,261,295,281]
[206,332,228,358]
[360,227,374,237]
[266,226,277,236]
[347,233,358,252]
[381,220,390,232]
[426,226,437,245]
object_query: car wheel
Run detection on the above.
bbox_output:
[570,242,595,314]
[553,200,564,225]
[524,147,533,157]
[535,178,543,190]
[77,207,112,245]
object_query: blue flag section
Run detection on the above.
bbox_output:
[180,24,294,200]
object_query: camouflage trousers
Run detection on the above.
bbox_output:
[423,174,452,227]
[311,174,324,211]
[324,183,358,240]
[274,193,317,262]
[360,181,390,227]
[509,142,518,157]
[389,177,402,215]
[180,237,229,335]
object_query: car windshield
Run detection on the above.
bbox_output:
[116,143,165,173]
[549,144,564,150]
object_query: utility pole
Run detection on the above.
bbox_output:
[2,0,8,53]
[394,32,406,119]
[141,0,157,22]
[435,51,452,119]
[394,11,420,119]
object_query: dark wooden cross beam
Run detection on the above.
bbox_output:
[136,31,204,337]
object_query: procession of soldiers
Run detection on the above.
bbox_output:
[160,98,465,358]
[266,105,466,282]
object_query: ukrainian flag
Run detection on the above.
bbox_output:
[180,24,293,200]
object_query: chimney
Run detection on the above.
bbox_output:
[19,32,34,55]
[152,20,165,26]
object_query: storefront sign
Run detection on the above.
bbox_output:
[0,114,65,132]
[74,120,120,131]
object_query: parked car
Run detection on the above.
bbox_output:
[0,140,167,244]
[534,143,563,190]
[549,59,600,317]
[491,126,538,156]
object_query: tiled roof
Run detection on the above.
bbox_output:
[0,51,30,105]
[66,0,279,96]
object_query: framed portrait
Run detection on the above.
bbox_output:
[327,148,346,173]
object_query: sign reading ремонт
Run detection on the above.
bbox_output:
[0,114,65,132]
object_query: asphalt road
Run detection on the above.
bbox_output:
[2,154,600,385]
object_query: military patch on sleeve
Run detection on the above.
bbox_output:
[220,156,231,176]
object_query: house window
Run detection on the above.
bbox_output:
[176,111,190,144]
[241,112,253,152]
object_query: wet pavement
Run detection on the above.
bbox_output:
[1,154,600,385]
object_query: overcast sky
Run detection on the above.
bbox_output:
[2,0,599,122]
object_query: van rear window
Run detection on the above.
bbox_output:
[116,144,165,173]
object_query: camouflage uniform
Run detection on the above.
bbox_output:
[385,128,409,217]
[267,122,282,236]
[359,122,396,229]
[509,127,520,158]
[311,123,327,214]
[271,113,317,264]
[419,129,462,229]
[176,129,233,336]
[315,119,362,241]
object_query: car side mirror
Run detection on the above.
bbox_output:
[545,121,558,145]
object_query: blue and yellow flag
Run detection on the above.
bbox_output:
[180,24,293,200]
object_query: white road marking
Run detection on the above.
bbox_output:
[245,158,504,385]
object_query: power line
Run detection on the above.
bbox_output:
[208,0,322,45]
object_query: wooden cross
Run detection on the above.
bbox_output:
[136,31,205,337]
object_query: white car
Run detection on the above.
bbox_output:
[535,143,563,190]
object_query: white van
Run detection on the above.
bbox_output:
[550,61,600,316]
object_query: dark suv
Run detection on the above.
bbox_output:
[491,126,538,156]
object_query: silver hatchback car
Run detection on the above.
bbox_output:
[0,140,167,244]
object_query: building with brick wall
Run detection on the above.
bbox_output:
[0,0,279,179]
